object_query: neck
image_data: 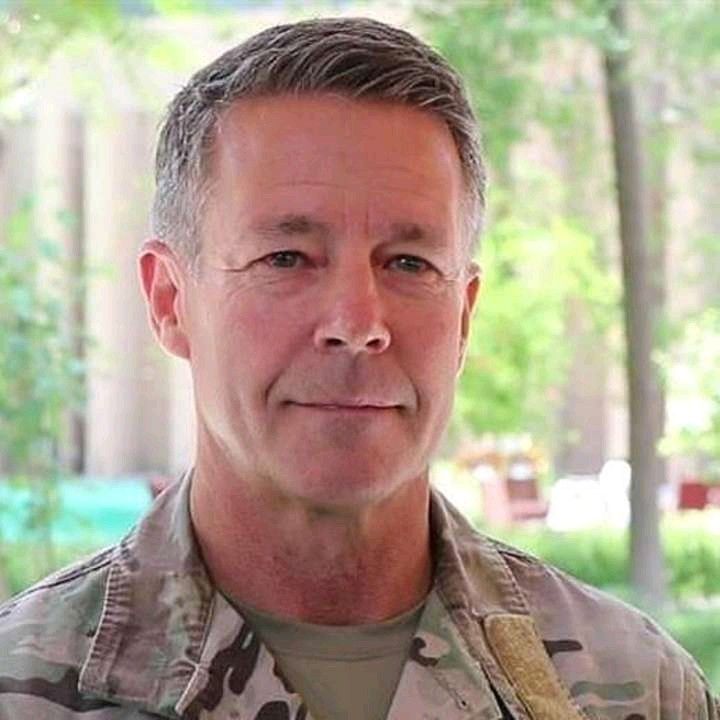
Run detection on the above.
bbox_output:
[189,449,433,625]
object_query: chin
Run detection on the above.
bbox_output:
[274,463,416,513]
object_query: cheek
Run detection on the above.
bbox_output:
[210,295,309,380]
[397,301,463,391]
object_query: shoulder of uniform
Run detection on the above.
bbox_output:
[0,544,115,671]
[484,536,720,716]
[491,538,647,623]
[1,543,114,615]
[489,536,667,640]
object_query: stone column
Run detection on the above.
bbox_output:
[84,109,169,475]
[32,73,85,472]
[0,119,34,475]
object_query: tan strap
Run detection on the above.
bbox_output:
[484,614,585,720]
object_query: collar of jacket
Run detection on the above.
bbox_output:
[76,471,537,720]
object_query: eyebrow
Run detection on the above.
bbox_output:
[252,214,331,240]
[249,215,444,247]
[388,221,444,246]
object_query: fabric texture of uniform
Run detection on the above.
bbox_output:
[0,470,718,720]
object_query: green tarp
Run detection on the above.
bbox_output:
[0,476,154,544]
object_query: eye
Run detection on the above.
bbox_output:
[388,255,433,274]
[263,251,308,269]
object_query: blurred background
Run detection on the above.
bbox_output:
[0,0,718,688]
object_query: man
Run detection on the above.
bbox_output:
[0,16,717,720]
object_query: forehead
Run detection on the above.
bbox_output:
[197,94,470,266]
[208,93,463,204]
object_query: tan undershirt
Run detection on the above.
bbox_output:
[227,593,428,720]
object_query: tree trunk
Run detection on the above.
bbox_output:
[646,76,669,497]
[603,0,667,607]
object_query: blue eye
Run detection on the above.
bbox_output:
[265,251,306,269]
[389,255,431,274]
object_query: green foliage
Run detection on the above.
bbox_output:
[665,519,720,597]
[484,515,720,601]
[422,0,719,472]
[418,0,550,173]
[420,1,623,449]
[488,523,629,592]
[0,199,88,580]
[635,0,720,79]
[457,216,617,440]
[663,606,720,691]
[0,0,205,120]
[660,309,720,479]
[416,0,622,175]
[0,1,125,103]
[0,200,85,471]
[2,541,102,596]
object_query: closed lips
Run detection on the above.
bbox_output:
[289,401,400,409]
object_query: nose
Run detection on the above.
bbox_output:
[313,266,391,355]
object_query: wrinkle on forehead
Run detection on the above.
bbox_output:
[203,94,467,260]
[241,212,450,255]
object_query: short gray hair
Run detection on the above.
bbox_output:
[151,16,485,263]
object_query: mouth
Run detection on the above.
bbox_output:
[288,401,401,412]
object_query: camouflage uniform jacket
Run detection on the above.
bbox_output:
[1,472,718,720]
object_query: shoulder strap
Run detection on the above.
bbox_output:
[484,614,587,720]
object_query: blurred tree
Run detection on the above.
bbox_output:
[418,0,718,606]
[0,1,125,106]
[0,0,206,597]
[0,201,86,593]
[603,0,665,606]
[457,216,616,442]
[661,309,720,480]
[0,0,127,599]
[418,0,620,451]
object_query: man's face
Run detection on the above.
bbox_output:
[172,95,478,509]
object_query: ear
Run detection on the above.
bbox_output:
[458,262,481,373]
[138,240,191,360]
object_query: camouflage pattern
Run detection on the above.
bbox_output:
[0,471,718,720]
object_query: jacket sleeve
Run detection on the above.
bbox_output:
[690,665,719,719]
[708,689,720,720]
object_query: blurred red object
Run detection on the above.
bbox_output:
[677,478,709,510]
